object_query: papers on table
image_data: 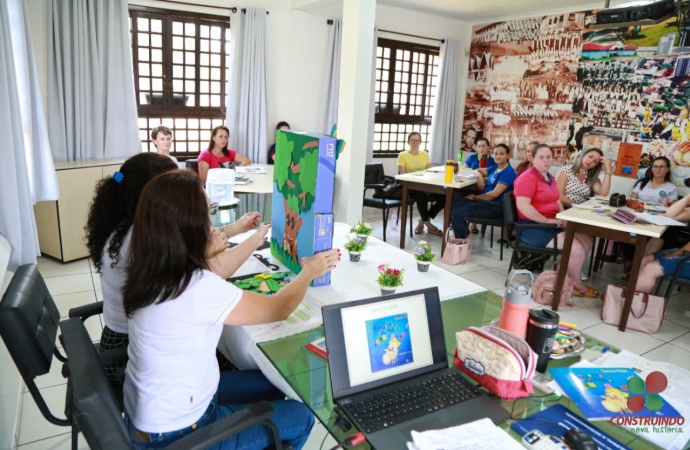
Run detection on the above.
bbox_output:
[572,204,607,211]
[236,166,267,174]
[634,212,685,226]
[644,204,669,213]
[228,257,272,279]
[247,288,342,341]
[547,350,690,450]
[407,418,523,450]
[425,166,446,173]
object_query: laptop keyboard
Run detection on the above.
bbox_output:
[342,372,481,434]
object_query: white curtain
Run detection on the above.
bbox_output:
[48,0,140,162]
[429,39,461,165]
[319,20,342,135]
[0,0,41,270]
[8,0,58,203]
[365,28,378,163]
[226,8,268,163]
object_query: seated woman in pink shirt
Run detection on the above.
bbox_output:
[197,125,252,182]
[514,144,597,298]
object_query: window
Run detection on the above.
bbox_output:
[374,38,440,157]
[129,6,230,158]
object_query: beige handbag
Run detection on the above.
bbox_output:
[601,285,666,334]
[442,228,471,265]
[532,261,574,307]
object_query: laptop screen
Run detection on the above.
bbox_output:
[323,288,448,399]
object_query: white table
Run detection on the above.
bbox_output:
[235,164,274,194]
[217,222,485,398]
[552,202,666,331]
[395,168,477,253]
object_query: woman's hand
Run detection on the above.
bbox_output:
[475,174,485,190]
[466,194,476,200]
[662,198,675,207]
[602,157,612,172]
[548,218,565,228]
[206,228,230,258]
[235,212,261,233]
[300,249,341,280]
[251,223,271,248]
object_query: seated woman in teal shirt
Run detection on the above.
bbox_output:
[451,144,516,238]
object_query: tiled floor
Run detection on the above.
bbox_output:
[15,207,690,449]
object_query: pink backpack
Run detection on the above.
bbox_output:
[531,261,574,307]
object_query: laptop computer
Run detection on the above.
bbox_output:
[322,287,510,450]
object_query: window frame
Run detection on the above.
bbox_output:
[374,38,440,158]
[129,5,230,158]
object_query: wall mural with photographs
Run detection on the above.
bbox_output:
[464,9,690,187]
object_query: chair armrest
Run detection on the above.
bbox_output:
[165,401,280,450]
[364,183,386,189]
[97,346,128,368]
[515,223,558,229]
[68,302,103,322]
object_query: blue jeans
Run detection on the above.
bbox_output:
[450,196,502,238]
[125,370,314,450]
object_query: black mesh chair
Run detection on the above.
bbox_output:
[0,264,125,450]
[363,163,412,242]
[465,197,507,260]
[185,159,199,175]
[60,318,286,450]
[654,251,690,298]
[504,194,562,272]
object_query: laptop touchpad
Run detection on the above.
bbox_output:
[398,417,445,438]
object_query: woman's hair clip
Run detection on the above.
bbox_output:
[113,171,124,184]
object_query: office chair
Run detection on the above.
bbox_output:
[363,163,411,242]
[0,264,126,447]
[654,251,690,298]
[465,196,507,260]
[185,159,199,175]
[60,318,286,450]
[504,194,562,272]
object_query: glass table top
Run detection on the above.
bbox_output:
[211,193,272,228]
[258,291,666,449]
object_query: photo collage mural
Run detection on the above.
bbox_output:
[464,9,690,187]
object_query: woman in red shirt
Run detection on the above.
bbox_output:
[514,144,597,297]
[197,125,252,182]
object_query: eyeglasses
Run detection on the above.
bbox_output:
[651,165,668,170]
[409,139,421,144]
[209,202,219,215]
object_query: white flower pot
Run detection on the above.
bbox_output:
[349,252,361,262]
[417,261,431,272]
[380,287,396,296]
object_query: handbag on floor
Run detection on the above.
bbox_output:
[442,228,471,265]
[532,261,574,307]
[601,285,666,334]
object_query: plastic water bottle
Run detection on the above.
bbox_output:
[390,210,398,230]
[457,149,463,166]
[498,270,534,338]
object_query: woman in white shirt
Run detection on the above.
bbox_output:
[631,156,677,205]
[122,170,339,450]
[85,153,263,384]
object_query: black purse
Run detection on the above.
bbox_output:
[609,193,627,207]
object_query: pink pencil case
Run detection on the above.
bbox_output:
[453,326,536,400]
[611,209,637,225]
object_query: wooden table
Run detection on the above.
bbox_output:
[551,202,666,331]
[395,169,477,253]
[234,164,274,194]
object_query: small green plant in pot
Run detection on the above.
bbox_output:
[344,235,367,262]
[376,264,404,295]
[413,241,435,272]
[351,220,372,243]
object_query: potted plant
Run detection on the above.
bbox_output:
[344,235,366,262]
[376,264,404,295]
[351,220,372,243]
[413,241,435,272]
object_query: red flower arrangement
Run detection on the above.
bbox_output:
[376,264,405,288]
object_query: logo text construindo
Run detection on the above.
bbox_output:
[608,371,685,434]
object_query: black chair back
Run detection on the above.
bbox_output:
[0,265,69,426]
[185,160,199,174]
[364,163,384,186]
[503,192,517,226]
[61,318,130,450]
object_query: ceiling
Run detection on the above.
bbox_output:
[376,0,643,22]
